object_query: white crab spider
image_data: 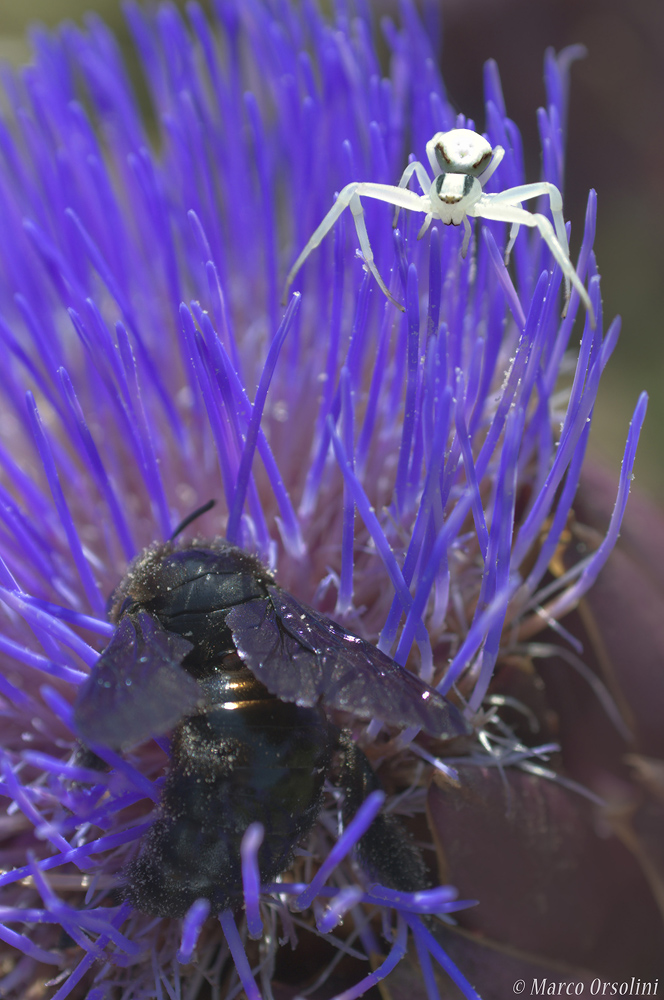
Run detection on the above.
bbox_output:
[283,128,596,328]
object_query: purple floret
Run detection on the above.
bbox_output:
[0,0,646,998]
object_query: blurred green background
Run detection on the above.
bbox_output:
[0,0,662,502]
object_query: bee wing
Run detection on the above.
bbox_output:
[73,611,202,749]
[226,588,470,738]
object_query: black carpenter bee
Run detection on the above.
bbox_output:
[74,510,469,918]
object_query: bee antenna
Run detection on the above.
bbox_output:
[170,499,216,541]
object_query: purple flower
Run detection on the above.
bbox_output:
[0,2,648,998]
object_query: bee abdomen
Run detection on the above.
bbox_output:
[125,696,334,918]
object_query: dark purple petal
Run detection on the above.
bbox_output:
[428,765,664,978]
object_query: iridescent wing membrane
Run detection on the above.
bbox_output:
[74,583,469,749]
[226,587,469,738]
[73,611,201,749]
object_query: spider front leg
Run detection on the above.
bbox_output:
[349,189,403,309]
[391,160,432,227]
[283,181,427,308]
[484,181,569,266]
[472,199,596,327]
[283,182,360,305]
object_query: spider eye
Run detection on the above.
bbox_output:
[431,129,493,176]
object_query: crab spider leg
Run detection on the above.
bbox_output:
[470,200,596,327]
[505,222,521,264]
[283,181,427,306]
[460,216,473,257]
[392,160,432,226]
[484,181,569,260]
[395,160,432,194]
[349,191,402,308]
[417,214,433,240]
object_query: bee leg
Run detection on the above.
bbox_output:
[70,742,109,776]
[335,730,430,893]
